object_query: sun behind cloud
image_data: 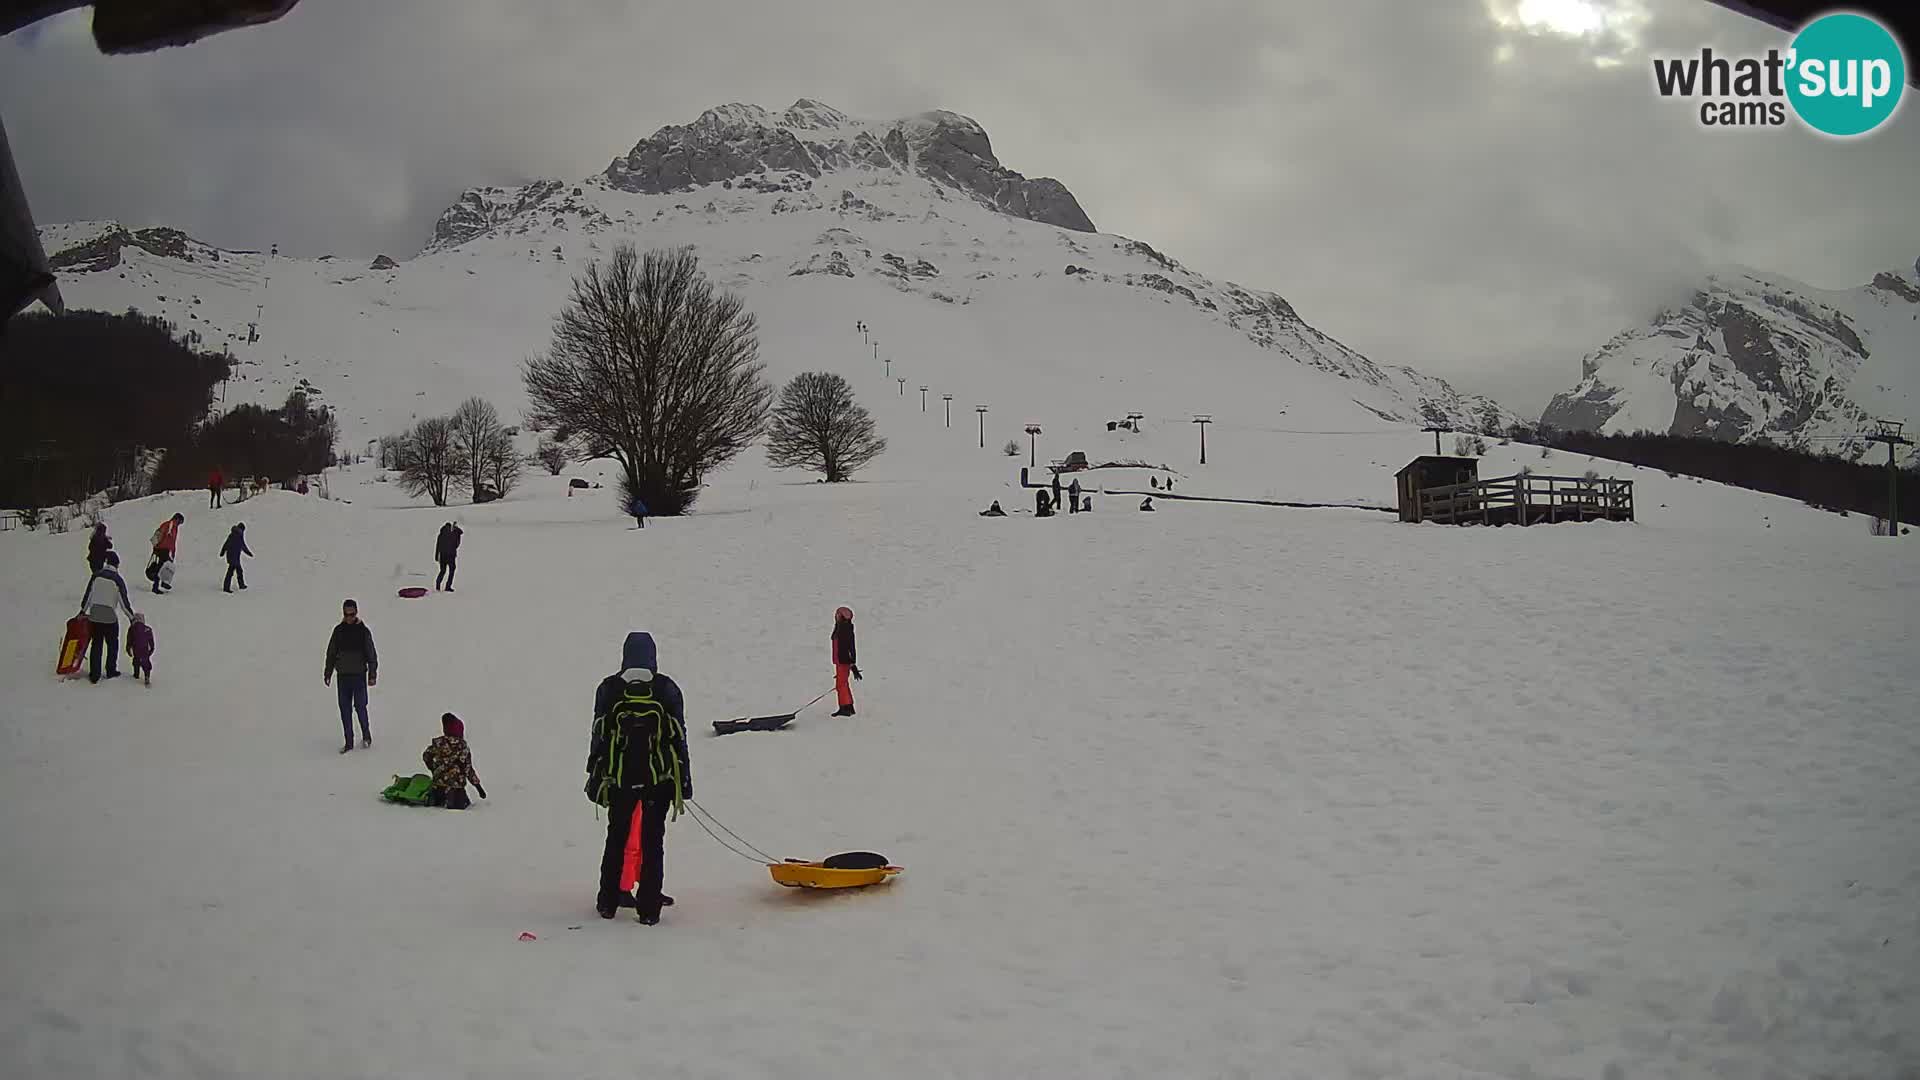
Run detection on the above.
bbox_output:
[1486,0,1652,65]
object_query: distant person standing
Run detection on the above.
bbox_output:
[435,522,463,591]
[208,468,224,508]
[830,606,863,717]
[219,523,252,592]
[86,523,112,574]
[1051,473,1063,512]
[630,496,648,529]
[323,599,379,753]
[1068,477,1082,514]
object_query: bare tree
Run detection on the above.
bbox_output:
[377,433,408,471]
[481,427,523,498]
[535,436,571,475]
[398,416,467,507]
[523,244,771,515]
[450,396,504,498]
[765,371,886,482]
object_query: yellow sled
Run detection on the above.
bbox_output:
[768,853,903,890]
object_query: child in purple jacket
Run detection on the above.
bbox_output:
[126,612,156,686]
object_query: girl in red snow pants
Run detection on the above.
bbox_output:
[831,606,861,716]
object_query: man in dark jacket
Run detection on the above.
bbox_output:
[434,522,462,591]
[219,523,252,592]
[586,632,690,924]
[323,599,378,752]
[1051,473,1063,511]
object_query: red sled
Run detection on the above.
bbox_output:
[397,587,429,598]
[56,616,89,676]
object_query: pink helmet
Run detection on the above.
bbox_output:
[835,606,853,621]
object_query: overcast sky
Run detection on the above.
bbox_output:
[4,0,1916,414]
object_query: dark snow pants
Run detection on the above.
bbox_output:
[598,791,668,918]
[87,619,120,682]
[435,558,455,589]
[224,561,246,591]
[336,673,370,745]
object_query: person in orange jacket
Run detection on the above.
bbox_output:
[148,513,184,593]
[831,606,863,716]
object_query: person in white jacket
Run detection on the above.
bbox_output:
[78,551,138,683]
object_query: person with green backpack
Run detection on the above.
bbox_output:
[585,632,691,924]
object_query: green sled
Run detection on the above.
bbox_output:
[380,773,435,806]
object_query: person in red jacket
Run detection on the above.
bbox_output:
[208,468,224,508]
[831,606,863,716]
[148,513,184,593]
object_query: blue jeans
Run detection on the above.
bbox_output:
[336,674,370,744]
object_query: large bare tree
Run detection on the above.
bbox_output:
[765,371,887,482]
[522,244,771,515]
[397,415,466,507]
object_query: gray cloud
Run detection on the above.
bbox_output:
[3,0,1915,415]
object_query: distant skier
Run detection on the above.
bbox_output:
[423,712,486,810]
[126,612,155,686]
[86,523,112,574]
[1068,478,1082,514]
[434,522,463,591]
[149,512,185,593]
[208,468,224,508]
[831,606,863,717]
[219,523,252,592]
[629,496,648,529]
[979,500,1006,517]
[77,551,136,683]
[323,598,379,753]
[586,632,690,924]
[1035,488,1053,517]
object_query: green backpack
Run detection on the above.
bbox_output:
[587,683,687,818]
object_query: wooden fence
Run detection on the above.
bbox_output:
[1417,473,1633,526]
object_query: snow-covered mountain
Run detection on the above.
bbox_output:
[1542,260,1920,461]
[35,99,1515,447]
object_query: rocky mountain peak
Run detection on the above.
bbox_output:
[601,100,1094,233]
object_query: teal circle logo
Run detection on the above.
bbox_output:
[1786,13,1906,136]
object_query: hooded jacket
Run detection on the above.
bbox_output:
[588,632,690,801]
[80,567,136,624]
[219,527,252,564]
[152,518,181,555]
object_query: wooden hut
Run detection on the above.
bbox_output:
[1395,456,1479,523]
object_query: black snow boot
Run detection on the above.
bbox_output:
[636,911,660,926]
[339,741,354,754]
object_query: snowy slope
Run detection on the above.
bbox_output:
[2,451,1916,1078]
[1543,259,1920,462]
[35,100,1516,459]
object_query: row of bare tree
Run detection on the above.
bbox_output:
[378,245,885,512]
[382,397,523,507]
[523,244,885,515]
